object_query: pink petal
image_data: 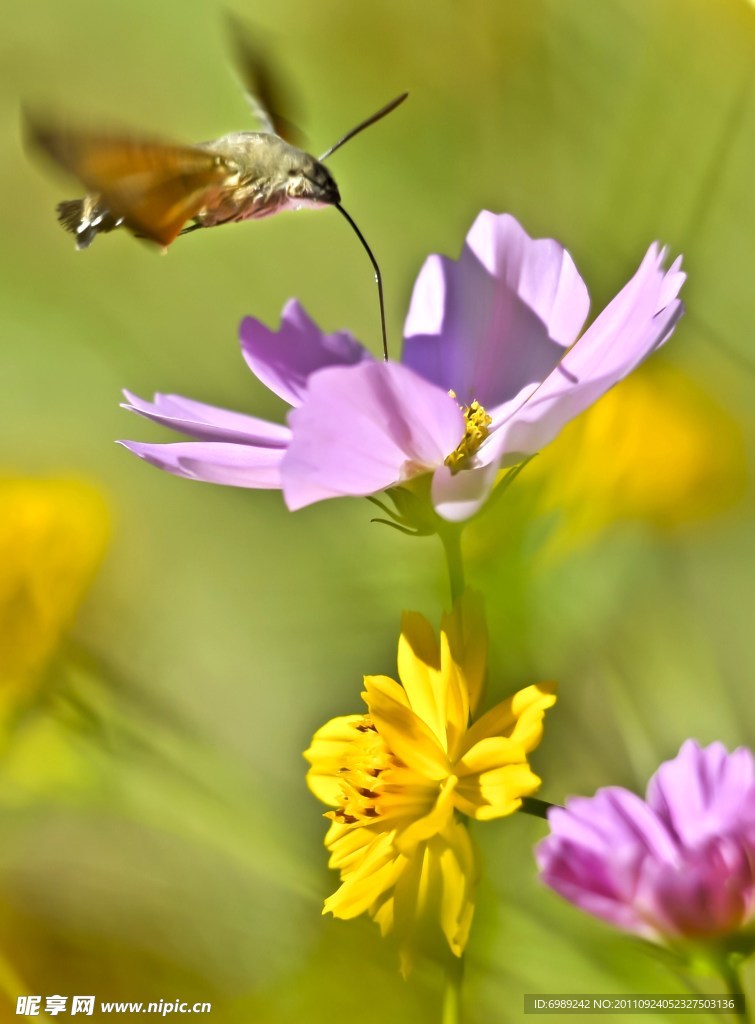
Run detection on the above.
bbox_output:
[646,740,755,849]
[122,390,290,447]
[240,299,373,408]
[636,837,755,938]
[281,362,465,510]
[537,788,679,939]
[546,789,678,863]
[483,243,685,462]
[537,832,657,939]
[118,440,285,488]
[430,462,500,522]
[403,212,589,409]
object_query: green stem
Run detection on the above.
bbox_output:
[442,955,464,1024]
[520,797,558,819]
[439,526,465,603]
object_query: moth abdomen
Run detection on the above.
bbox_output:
[56,197,122,250]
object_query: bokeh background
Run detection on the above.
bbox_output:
[1,0,754,1020]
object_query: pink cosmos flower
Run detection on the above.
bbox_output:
[536,740,755,942]
[121,212,685,521]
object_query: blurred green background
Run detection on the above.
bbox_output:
[1,0,754,1020]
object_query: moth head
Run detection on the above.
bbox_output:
[285,154,340,207]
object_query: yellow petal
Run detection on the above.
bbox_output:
[436,820,479,956]
[364,676,449,780]
[456,735,526,776]
[364,673,409,708]
[394,596,489,757]
[303,714,368,807]
[390,821,479,974]
[462,682,557,754]
[397,611,443,741]
[393,775,458,854]
[437,629,469,759]
[506,682,557,751]
[324,832,404,919]
[399,613,439,677]
[441,590,487,716]
[325,819,376,869]
[454,735,537,819]
[456,762,542,820]
[366,770,439,826]
[372,891,396,938]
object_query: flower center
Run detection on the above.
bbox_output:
[445,396,492,474]
[332,717,399,825]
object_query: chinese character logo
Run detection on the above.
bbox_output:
[16,996,41,1016]
[71,996,95,1016]
[45,996,68,1016]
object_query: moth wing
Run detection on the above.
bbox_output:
[225,14,304,146]
[28,123,234,246]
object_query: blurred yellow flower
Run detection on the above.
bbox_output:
[469,363,746,563]
[539,362,744,529]
[305,593,556,972]
[0,478,110,718]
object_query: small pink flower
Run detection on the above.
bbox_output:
[536,741,755,942]
[122,212,685,522]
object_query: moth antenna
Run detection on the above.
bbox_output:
[319,93,408,162]
[336,204,389,362]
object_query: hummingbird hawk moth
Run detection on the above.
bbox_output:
[26,19,407,359]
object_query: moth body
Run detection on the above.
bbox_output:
[193,132,340,228]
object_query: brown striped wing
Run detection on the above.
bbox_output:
[29,123,235,246]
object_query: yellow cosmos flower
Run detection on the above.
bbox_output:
[0,478,109,717]
[304,593,556,971]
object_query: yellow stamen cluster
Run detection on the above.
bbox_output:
[445,399,492,473]
[331,718,396,825]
